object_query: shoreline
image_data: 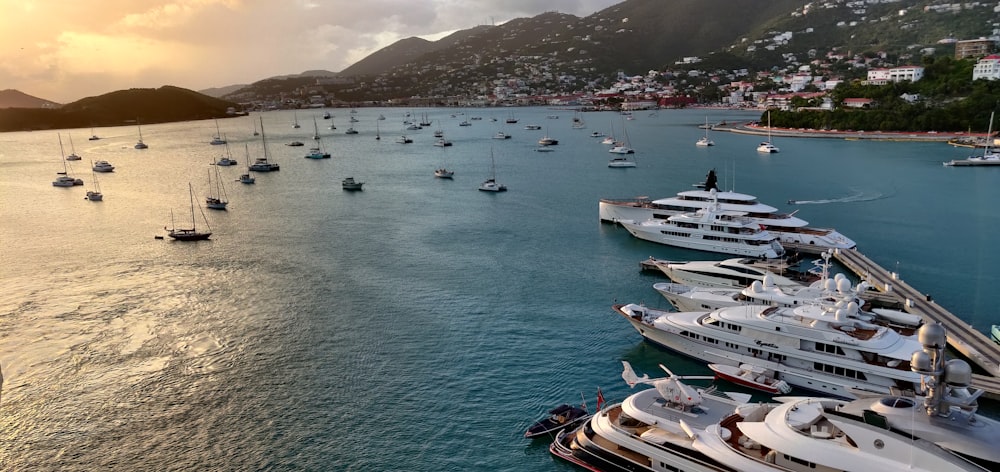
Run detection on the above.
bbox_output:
[717,121,977,142]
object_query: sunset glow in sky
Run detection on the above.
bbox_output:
[0,0,620,103]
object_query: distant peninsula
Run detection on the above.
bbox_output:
[0,86,239,132]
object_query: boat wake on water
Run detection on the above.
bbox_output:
[787,188,890,205]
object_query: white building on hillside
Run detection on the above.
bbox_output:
[866,66,924,84]
[973,54,1000,81]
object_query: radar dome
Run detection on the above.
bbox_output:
[845,301,859,313]
[911,350,932,373]
[750,280,764,293]
[836,277,852,293]
[824,279,836,291]
[918,323,947,349]
[944,359,972,387]
[761,274,774,289]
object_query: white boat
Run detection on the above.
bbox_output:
[433,137,452,147]
[608,117,635,153]
[238,144,255,184]
[492,131,510,139]
[707,363,790,394]
[553,358,995,472]
[342,177,364,190]
[65,134,82,160]
[756,110,779,153]
[620,190,786,259]
[305,119,330,158]
[249,118,280,172]
[216,141,238,165]
[945,112,1000,166]
[166,183,212,241]
[85,163,103,201]
[650,257,811,290]
[608,156,636,168]
[537,134,558,146]
[614,299,928,399]
[524,124,541,130]
[479,148,506,192]
[92,160,115,173]
[599,169,856,249]
[696,118,715,146]
[52,134,84,187]
[589,131,604,138]
[992,324,1000,344]
[134,119,148,149]
[434,168,454,179]
[205,164,228,210]
[396,135,413,144]
[210,119,226,145]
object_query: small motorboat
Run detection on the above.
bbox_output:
[991,324,1000,345]
[707,363,792,394]
[524,404,590,439]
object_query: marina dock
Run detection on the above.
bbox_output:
[829,247,1000,396]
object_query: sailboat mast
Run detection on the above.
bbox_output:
[188,183,197,230]
[984,111,994,157]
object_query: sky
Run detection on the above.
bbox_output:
[1,0,622,103]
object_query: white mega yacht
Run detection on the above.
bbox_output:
[600,169,856,249]
[551,358,992,472]
[613,299,927,399]
[620,191,786,259]
[650,257,815,290]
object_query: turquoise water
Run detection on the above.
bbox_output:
[0,107,996,470]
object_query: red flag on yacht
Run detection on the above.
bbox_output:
[596,387,605,411]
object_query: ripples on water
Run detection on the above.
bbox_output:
[1,108,999,470]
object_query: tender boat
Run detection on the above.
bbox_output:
[599,169,856,249]
[92,160,115,173]
[707,363,791,394]
[524,404,590,439]
[342,177,364,190]
[620,190,785,259]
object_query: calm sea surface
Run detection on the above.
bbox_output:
[1,107,998,470]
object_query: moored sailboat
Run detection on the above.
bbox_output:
[166,183,212,241]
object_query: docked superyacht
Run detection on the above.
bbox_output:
[619,189,786,259]
[600,169,856,249]
[651,257,813,290]
[551,359,991,472]
[614,298,927,399]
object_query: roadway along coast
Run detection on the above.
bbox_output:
[718,121,971,142]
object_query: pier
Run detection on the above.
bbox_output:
[829,247,1000,396]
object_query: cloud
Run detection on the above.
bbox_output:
[0,0,620,102]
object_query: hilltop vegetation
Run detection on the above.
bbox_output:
[0,86,237,132]
[770,56,1000,132]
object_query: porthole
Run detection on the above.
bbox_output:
[874,439,884,449]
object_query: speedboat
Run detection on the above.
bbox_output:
[434,168,454,179]
[599,169,856,249]
[92,160,115,172]
[707,363,790,394]
[619,190,785,259]
[553,358,996,472]
[524,404,590,439]
[342,177,364,190]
